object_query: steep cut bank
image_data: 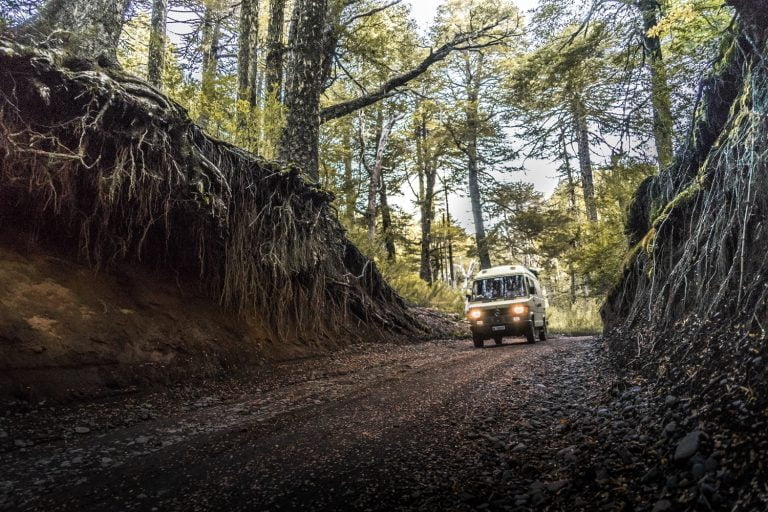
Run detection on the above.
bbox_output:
[0,36,427,399]
[603,0,768,506]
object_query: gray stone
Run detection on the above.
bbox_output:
[674,430,703,460]
[75,426,90,434]
[546,480,568,492]
[652,499,672,512]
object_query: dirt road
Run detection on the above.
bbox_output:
[1,336,632,511]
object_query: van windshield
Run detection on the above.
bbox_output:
[471,275,528,301]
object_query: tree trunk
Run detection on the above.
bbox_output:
[638,0,674,168]
[247,1,261,109]
[147,0,168,87]
[237,0,256,105]
[379,177,396,262]
[571,95,598,222]
[265,0,287,100]
[570,266,577,304]
[421,168,437,281]
[341,124,356,223]
[445,187,455,286]
[22,0,132,65]
[198,6,222,132]
[416,114,434,283]
[466,77,492,269]
[237,0,260,148]
[366,111,397,240]
[278,0,328,181]
[366,108,384,239]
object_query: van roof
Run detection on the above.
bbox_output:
[473,265,539,280]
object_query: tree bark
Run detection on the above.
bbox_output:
[198,5,223,132]
[22,0,132,65]
[444,186,455,286]
[319,25,505,123]
[237,0,256,104]
[379,177,396,262]
[416,114,435,283]
[147,0,167,87]
[265,0,287,100]
[247,1,261,109]
[366,111,397,240]
[571,94,598,222]
[637,0,674,169]
[341,124,356,223]
[278,0,328,181]
[465,57,492,269]
[561,128,578,215]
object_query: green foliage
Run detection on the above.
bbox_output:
[117,14,187,100]
[384,270,466,315]
[104,0,727,331]
[547,299,603,335]
[346,225,466,315]
[648,0,730,55]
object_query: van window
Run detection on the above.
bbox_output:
[472,275,527,300]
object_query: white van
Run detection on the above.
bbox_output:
[465,265,548,348]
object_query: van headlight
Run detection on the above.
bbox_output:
[512,305,527,315]
[469,309,482,319]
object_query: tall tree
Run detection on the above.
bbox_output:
[21,0,132,64]
[198,1,223,131]
[237,0,260,106]
[637,0,674,168]
[570,93,598,222]
[365,110,399,240]
[265,0,287,99]
[414,103,439,283]
[436,0,522,269]
[378,170,397,261]
[463,51,494,267]
[279,0,516,180]
[504,24,625,224]
[147,0,168,86]
[278,0,328,180]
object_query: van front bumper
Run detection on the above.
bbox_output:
[470,319,532,337]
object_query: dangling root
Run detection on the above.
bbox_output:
[0,36,419,344]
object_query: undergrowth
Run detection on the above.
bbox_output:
[548,299,603,336]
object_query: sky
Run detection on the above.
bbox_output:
[397,0,559,234]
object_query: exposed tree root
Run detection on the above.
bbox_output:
[0,36,419,344]
[603,9,768,507]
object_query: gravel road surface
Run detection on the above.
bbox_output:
[2,335,717,511]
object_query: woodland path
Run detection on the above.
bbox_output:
[1,336,656,512]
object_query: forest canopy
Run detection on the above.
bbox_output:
[0,0,737,332]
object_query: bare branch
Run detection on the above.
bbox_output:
[320,19,517,123]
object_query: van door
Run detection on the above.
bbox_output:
[529,277,544,327]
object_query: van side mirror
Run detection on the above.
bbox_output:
[466,294,471,301]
